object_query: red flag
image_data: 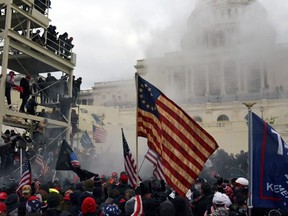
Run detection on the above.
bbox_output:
[16,159,32,197]
[122,128,139,187]
[137,75,219,196]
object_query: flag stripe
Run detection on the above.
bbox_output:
[144,149,158,166]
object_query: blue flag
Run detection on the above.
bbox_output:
[252,112,288,208]
[80,131,94,149]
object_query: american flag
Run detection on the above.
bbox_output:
[137,75,219,196]
[122,128,139,187]
[35,153,49,177]
[16,159,32,197]
[70,152,80,168]
[93,125,107,143]
[144,149,165,181]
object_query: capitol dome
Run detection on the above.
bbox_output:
[181,0,275,51]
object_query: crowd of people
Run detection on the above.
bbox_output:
[0,138,282,216]
[0,166,285,216]
[3,70,82,122]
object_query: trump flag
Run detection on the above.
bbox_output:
[252,112,288,208]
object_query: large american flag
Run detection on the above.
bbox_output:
[144,148,165,181]
[122,128,139,187]
[137,75,219,196]
[93,125,107,143]
[16,159,32,197]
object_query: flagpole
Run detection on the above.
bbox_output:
[135,73,139,185]
[243,102,256,216]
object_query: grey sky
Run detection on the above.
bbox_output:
[49,0,288,89]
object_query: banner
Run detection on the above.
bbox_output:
[252,112,288,208]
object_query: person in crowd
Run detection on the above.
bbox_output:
[78,179,96,207]
[115,172,132,197]
[64,37,74,59]
[25,96,38,115]
[18,184,32,215]
[36,77,47,104]
[34,0,50,14]
[45,73,58,103]
[67,190,81,216]
[37,108,48,118]
[46,25,58,53]
[5,71,17,109]
[81,197,97,216]
[70,109,79,139]
[59,95,72,121]
[0,202,7,216]
[42,191,63,216]
[58,32,68,57]
[204,191,232,216]
[0,130,13,174]
[26,196,42,215]
[59,75,68,100]
[0,192,7,203]
[72,76,81,106]
[191,182,214,216]
[31,29,43,45]
[19,75,32,113]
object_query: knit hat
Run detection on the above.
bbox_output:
[81,197,96,214]
[47,192,61,208]
[120,173,128,184]
[212,192,232,207]
[26,199,42,213]
[104,204,122,216]
[235,177,249,186]
[0,202,7,214]
[83,179,94,192]
[0,192,8,200]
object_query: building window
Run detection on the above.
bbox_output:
[224,61,238,94]
[88,99,93,105]
[82,99,87,105]
[194,64,206,96]
[209,62,221,95]
[217,114,229,121]
[247,67,261,93]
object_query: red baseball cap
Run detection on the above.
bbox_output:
[0,192,7,200]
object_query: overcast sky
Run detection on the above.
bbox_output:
[49,0,288,89]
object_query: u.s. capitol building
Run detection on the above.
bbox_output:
[79,0,288,153]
